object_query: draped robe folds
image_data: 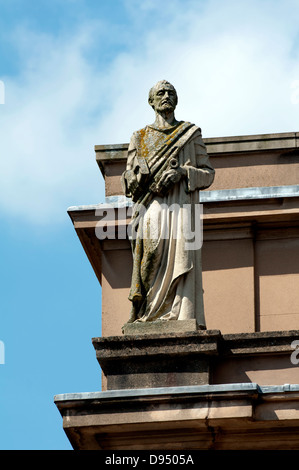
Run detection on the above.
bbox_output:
[122,121,215,326]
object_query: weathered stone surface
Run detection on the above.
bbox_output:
[94,329,299,390]
[122,319,203,335]
[92,329,221,390]
[221,330,299,355]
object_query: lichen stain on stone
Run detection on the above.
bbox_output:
[138,127,166,162]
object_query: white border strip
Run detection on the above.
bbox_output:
[199,185,299,203]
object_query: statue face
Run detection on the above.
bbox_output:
[150,84,177,114]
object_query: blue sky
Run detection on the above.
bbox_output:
[1,0,299,450]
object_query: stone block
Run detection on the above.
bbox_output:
[92,329,221,390]
[122,319,203,335]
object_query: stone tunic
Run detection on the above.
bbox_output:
[122,121,215,326]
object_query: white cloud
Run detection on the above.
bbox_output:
[106,0,299,139]
[1,0,299,226]
[0,25,109,225]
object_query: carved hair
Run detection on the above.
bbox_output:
[148,80,178,109]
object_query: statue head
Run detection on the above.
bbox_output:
[148,80,178,114]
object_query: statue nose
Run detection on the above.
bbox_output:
[162,92,171,101]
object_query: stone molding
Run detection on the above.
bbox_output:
[92,329,299,390]
[54,381,299,450]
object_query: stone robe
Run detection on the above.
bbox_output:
[122,121,215,326]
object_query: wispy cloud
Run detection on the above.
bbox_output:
[1,0,299,226]
[0,24,108,224]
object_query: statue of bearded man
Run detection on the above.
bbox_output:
[121,80,215,328]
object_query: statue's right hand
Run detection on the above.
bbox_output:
[125,170,139,195]
[128,179,139,195]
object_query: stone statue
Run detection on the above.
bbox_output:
[121,80,215,328]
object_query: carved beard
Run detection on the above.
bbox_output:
[156,101,175,114]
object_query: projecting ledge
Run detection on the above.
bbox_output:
[54,382,299,406]
[54,382,259,404]
[54,382,299,450]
